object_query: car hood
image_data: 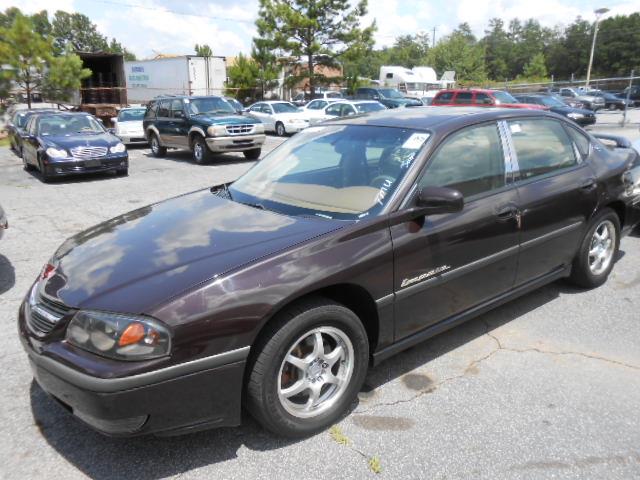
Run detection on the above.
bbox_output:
[193,114,259,125]
[43,133,119,149]
[116,120,143,129]
[384,98,422,107]
[41,189,344,313]
[550,106,594,115]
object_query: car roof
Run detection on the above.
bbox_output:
[436,89,501,94]
[322,107,559,132]
[153,95,222,100]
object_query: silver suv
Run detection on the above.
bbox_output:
[557,88,605,111]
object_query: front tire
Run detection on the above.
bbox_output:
[192,135,211,164]
[569,208,620,288]
[246,297,369,438]
[275,122,286,137]
[243,148,261,160]
[149,133,167,158]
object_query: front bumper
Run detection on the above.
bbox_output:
[118,135,147,145]
[205,133,266,153]
[19,304,246,436]
[572,115,596,126]
[43,154,128,177]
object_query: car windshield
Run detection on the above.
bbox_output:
[118,109,146,121]
[272,103,300,114]
[225,98,243,110]
[229,125,431,220]
[355,103,386,113]
[378,89,404,99]
[493,91,517,104]
[539,96,565,107]
[37,115,104,136]
[187,97,235,115]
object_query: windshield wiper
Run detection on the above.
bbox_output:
[240,202,267,210]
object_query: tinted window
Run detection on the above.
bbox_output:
[250,104,263,112]
[325,104,342,116]
[355,103,386,113]
[434,92,454,104]
[145,102,157,119]
[565,125,590,158]
[272,103,299,114]
[509,119,577,180]
[454,92,473,104]
[341,105,356,116]
[170,99,184,118]
[157,100,170,117]
[119,108,146,121]
[419,123,505,198]
[493,91,517,104]
[475,93,493,105]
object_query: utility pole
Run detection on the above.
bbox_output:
[432,27,436,48]
[586,7,609,89]
[621,70,634,127]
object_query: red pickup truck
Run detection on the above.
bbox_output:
[432,89,548,110]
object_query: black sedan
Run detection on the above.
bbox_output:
[19,108,640,438]
[590,91,633,110]
[514,94,596,126]
[6,108,59,157]
[21,112,129,182]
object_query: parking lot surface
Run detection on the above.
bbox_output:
[1,116,640,479]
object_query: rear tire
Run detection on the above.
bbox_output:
[39,160,53,183]
[192,135,212,164]
[243,148,261,160]
[245,297,369,438]
[23,156,34,171]
[150,133,167,158]
[569,208,620,288]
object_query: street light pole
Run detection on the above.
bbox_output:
[585,7,609,89]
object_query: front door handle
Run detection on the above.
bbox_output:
[495,205,523,228]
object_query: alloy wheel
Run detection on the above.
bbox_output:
[277,326,354,419]
[151,136,159,154]
[588,219,616,276]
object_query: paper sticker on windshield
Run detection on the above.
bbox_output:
[402,133,430,150]
[183,99,190,103]
[510,123,522,134]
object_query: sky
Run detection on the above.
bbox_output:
[2,0,639,59]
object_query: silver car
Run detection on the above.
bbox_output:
[112,107,147,145]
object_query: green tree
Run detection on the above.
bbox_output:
[427,24,486,83]
[388,33,430,68]
[226,53,259,101]
[0,7,50,36]
[195,43,213,57]
[109,38,136,61]
[51,11,109,53]
[482,18,511,80]
[255,0,375,95]
[0,12,91,107]
[251,38,279,99]
[594,13,640,77]
[522,52,548,79]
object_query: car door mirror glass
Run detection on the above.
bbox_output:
[415,186,464,215]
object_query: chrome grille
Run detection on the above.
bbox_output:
[27,292,71,335]
[70,146,108,159]
[225,124,254,135]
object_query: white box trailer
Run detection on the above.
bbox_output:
[379,66,456,99]
[124,56,227,103]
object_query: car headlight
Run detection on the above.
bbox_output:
[110,142,126,153]
[66,310,171,361]
[46,147,67,158]
[253,123,265,134]
[207,125,228,136]
[568,112,584,119]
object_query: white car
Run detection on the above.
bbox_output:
[309,100,387,124]
[111,107,147,145]
[245,101,310,136]
[300,98,342,122]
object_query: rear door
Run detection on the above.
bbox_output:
[391,122,520,340]
[505,118,598,285]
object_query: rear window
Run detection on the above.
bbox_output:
[157,100,170,118]
[475,93,493,105]
[145,102,157,119]
[434,92,454,104]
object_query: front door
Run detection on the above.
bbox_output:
[169,99,189,147]
[504,118,599,285]
[155,100,173,146]
[391,122,520,341]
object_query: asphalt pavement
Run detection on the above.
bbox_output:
[0,116,639,479]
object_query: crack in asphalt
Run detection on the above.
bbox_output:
[356,320,640,414]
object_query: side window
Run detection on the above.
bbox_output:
[157,100,170,118]
[250,104,262,112]
[145,101,157,119]
[564,125,590,159]
[475,93,493,105]
[264,105,274,115]
[342,105,356,116]
[170,99,184,118]
[326,104,342,116]
[508,119,577,180]
[454,92,473,105]
[419,123,506,198]
[434,92,454,104]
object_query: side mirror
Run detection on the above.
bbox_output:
[372,95,380,100]
[107,128,116,135]
[174,111,185,119]
[110,117,117,124]
[414,186,464,216]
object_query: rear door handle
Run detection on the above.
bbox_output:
[580,179,597,192]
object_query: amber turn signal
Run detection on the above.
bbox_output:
[119,322,146,346]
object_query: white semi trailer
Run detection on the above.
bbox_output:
[379,66,456,100]
[124,56,227,103]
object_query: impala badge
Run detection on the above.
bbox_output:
[401,265,451,288]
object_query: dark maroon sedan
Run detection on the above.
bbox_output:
[19,108,640,438]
